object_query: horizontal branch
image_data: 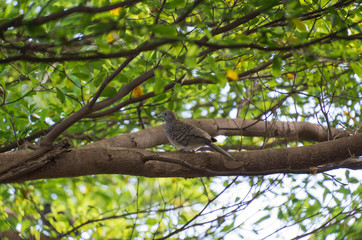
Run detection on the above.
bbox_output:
[80,118,352,151]
[3,133,362,183]
[0,39,174,64]
[0,0,141,33]
[194,30,361,52]
[243,0,357,35]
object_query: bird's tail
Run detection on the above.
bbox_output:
[208,143,237,161]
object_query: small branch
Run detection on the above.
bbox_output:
[40,56,136,146]
[0,128,51,153]
[194,30,361,52]
[8,113,19,149]
[89,55,135,107]
[211,9,261,36]
[243,0,356,35]
[0,0,141,33]
[0,39,174,64]
[174,0,204,24]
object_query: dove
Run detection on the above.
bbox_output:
[158,110,237,161]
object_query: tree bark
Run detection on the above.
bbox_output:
[1,127,361,183]
[84,118,351,149]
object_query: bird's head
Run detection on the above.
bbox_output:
[158,110,177,121]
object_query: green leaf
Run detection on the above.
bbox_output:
[151,24,178,37]
[348,177,358,184]
[100,86,117,98]
[272,57,282,76]
[172,83,181,99]
[39,109,49,122]
[24,21,47,38]
[94,72,107,87]
[255,214,271,224]
[184,44,199,68]
[55,87,65,103]
[153,93,168,102]
[165,0,186,9]
[154,77,167,94]
[350,62,362,78]
[290,18,307,31]
[257,0,279,11]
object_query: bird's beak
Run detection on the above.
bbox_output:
[157,114,162,119]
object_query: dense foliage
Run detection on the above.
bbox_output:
[0,0,361,239]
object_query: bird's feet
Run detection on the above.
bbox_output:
[177,149,196,153]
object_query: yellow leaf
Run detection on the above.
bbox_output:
[83,94,91,101]
[49,110,56,116]
[132,86,144,97]
[236,61,243,70]
[275,39,285,46]
[101,18,109,23]
[110,7,122,15]
[65,79,73,89]
[106,32,115,43]
[290,17,306,31]
[285,73,295,80]
[226,70,238,81]
[224,0,235,6]
[192,11,202,22]
[173,198,183,207]
[344,111,354,119]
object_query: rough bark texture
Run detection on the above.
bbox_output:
[84,118,351,149]
[2,128,361,183]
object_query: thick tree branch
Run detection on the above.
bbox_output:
[0,118,356,183]
[82,118,352,150]
[0,139,71,182]
[2,133,361,183]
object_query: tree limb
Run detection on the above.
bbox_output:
[2,133,361,183]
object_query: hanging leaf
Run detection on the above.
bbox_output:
[350,62,362,78]
[272,57,282,77]
[55,87,65,103]
[226,70,238,81]
[100,86,117,97]
[290,18,307,31]
[110,7,122,15]
[285,73,295,80]
[106,32,116,43]
[132,86,144,97]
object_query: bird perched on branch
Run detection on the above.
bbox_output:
[158,110,237,161]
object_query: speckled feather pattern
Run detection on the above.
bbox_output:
[165,118,212,151]
[158,110,237,161]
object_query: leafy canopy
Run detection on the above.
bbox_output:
[0,0,361,239]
